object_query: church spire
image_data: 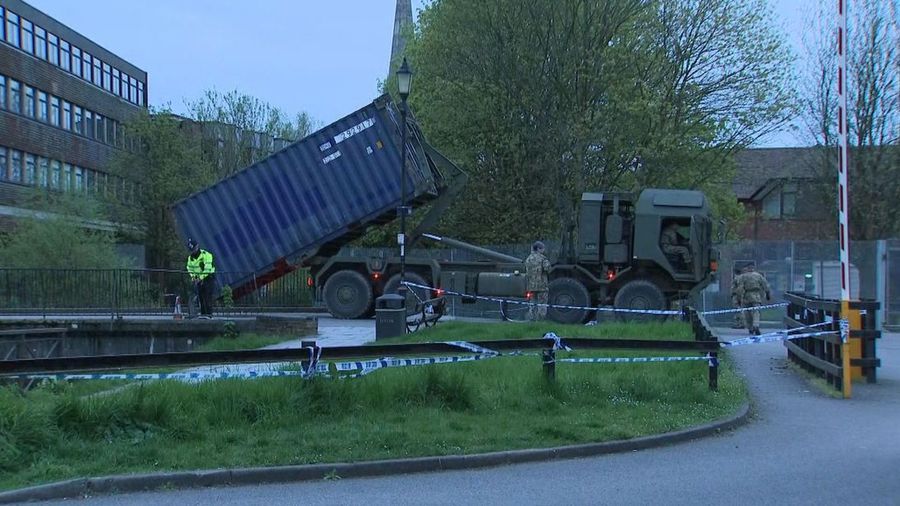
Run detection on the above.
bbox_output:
[389,0,413,74]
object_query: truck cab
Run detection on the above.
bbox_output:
[546,189,717,323]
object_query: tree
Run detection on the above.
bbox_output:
[0,192,129,269]
[187,89,316,176]
[105,109,218,269]
[800,0,899,240]
[401,0,794,247]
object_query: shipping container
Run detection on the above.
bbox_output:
[171,94,447,296]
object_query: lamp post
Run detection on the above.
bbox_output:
[396,57,412,304]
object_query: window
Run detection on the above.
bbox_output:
[5,11,19,47]
[62,101,71,130]
[24,154,35,185]
[34,26,46,59]
[86,169,95,193]
[74,166,83,191]
[0,148,6,180]
[102,63,111,91]
[48,33,58,65]
[107,119,116,145]
[20,18,32,54]
[129,77,138,104]
[121,72,129,100]
[782,183,797,217]
[82,52,92,81]
[73,105,83,134]
[60,40,70,72]
[38,157,48,187]
[71,46,82,77]
[92,57,101,86]
[24,85,34,117]
[112,68,120,96]
[0,8,4,41]
[85,110,93,138]
[0,76,5,109]
[9,79,20,113]
[38,91,47,121]
[63,163,71,191]
[50,159,60,189]
[50,96,60,126]
[10,150,22,182]
[762,191,780,219]
[100,173,108,197]
[137,81,144,106]
[95,114,105,143]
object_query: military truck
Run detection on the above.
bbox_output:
[172,95,718,322]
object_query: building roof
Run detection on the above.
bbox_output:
[733,147,821,200]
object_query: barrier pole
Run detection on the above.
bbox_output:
[836,0,852,399]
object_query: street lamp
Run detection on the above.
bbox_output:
[396,57,412,305]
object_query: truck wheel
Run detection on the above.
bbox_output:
[547,277,591,324]
[323,270,373,319]
[384,272,429,309]
[613,280,667,322]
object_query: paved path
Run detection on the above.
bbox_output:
[30,328,900,505]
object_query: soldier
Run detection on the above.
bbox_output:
[525,241,552,321]
[734,263,771,335]
[660,221,692,268]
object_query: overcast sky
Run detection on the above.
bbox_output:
[27,0,813,147]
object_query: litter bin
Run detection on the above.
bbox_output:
[375,294,406,340]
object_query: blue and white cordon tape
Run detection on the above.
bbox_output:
[401,281,788,316]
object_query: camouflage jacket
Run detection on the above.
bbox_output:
[525,252,551,292]
[734,271,771,305]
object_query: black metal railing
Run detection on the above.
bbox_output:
[0,268,316,317]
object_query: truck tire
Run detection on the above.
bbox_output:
[613,279,667,322]
[384,272,429,309]
[323,270,373,319]
[547,277,591,324]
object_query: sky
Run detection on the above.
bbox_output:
[28,0,814,147]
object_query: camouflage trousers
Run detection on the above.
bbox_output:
[529,290,549,321]
[742,302,761,330]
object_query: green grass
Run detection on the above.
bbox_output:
[0,321,746,491]
[195,333,294,352]
[380,320,694,344]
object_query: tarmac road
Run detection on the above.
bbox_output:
[28,329,900,506]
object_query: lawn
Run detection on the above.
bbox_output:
[0,320,745,492]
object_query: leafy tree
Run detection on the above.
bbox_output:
[187,89,316,176]
[0,192,129,269]
[396,0,792,247]
[799,0,899,240]
[106,109,217,269]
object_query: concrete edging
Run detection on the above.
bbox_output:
[0,402,750,504]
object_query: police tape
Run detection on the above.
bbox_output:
[558,355,715,365]
[401,281,788,316]
[721,330,839,348]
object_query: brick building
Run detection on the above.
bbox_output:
[0,0,147,231]
[733,147,834,241]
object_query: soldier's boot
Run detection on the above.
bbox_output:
[753,327,761,336]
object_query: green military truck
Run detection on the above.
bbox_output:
[316,187,718,323]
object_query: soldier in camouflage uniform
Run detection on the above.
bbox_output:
[733,263,771,335]
[525,241,552,321]
[660,222,692,268]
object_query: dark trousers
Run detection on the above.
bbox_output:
[198,274,216,316]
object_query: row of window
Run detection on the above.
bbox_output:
[0,145,137,203]
[0,6,145,107]
[0,73,137,151]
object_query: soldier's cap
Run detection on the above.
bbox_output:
[742,262,755,271]
[186,238,199,252]
[532,241,545,252]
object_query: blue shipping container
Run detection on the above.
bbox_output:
[172,94,444,295]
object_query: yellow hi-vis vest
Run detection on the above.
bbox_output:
[186,249,215,280]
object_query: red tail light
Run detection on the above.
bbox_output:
[372,272,381,280]
[606,270,615,280]
[435,288,445,297]
[526,291,534,300]
[306,276,314,287]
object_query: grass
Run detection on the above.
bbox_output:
[0,321,746,491]
[195,333,294,352]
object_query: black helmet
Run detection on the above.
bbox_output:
[186,238,199,252]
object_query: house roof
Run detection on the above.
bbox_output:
[733,147,820,200]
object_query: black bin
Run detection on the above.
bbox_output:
[375,294,406,340]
